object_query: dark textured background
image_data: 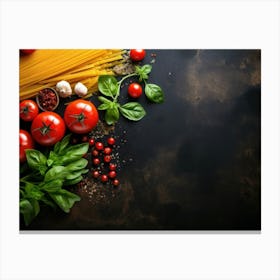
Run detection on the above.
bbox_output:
[20,50,261,230]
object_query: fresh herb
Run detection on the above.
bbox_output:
[98,63,164,125]
[20,134,89,226]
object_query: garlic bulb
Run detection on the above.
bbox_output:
[56,80,72,98]
[74,82,88,97]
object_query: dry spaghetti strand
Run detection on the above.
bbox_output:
[20,49,125,100]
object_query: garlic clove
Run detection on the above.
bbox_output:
[74,82,88,97]
[56,80,72,98]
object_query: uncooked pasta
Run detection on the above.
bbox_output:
[20,49,125,100]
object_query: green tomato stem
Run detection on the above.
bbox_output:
[113,73,138,102]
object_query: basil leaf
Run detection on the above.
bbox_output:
[40,179,64,193]
[98,75,118,97]
[105,104,120,125]
[65,158,88,172]
[98,96,112,104]
[98,103,110,110]
[44,166,66,182]
[49,190,80,213]
[58,134,71,155]
[135,64,152,81]
[66,170,85,180]
[20,199,36,226]
[30,199,40,216]
[26,149,48,175]
[119,102,146,121]
[144,83,164,103]
[64,176,83,186]
[54,143,89,165]
[25,183,44,200]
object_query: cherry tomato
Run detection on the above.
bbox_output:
[104,155,111,163]
[64,99,99,134]
[92,170,100,178]
[104,147,112,155]
[113,179,120,187]
[92,149,99,157]
[109,163,117,171]
[20,49,36,55]
[101,174,108,183]
[20,100,39,122]
[20,129,34,163]
[108,170,117,179]
[128,83,143,98]
[95,142,104,151]
[107,137,115,146]
[93,158,100,165]
[89,138,95,146]
[31,112,65,146]
[130,49,146,61]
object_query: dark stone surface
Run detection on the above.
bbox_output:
[20,50,261,230]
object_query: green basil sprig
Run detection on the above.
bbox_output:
[20,134,89,226]
[97,63,164,125]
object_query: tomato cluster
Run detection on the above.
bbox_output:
[20,98,99,162]
[90,136,120,187]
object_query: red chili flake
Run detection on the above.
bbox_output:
[37,88,58,111]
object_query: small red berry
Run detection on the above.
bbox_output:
[108,170,117,179]
[107,137,115,146]
[104,147,112,155]
[92,170,100,178]
[89,138,95,146]
[112,179,120,186]
[95,142,104,150]
[101,174,108,182]
[109,163,117,171]
[93,158,100,165]
[92,149,99,157]
[104,155,111,163]
[82,135,88,142]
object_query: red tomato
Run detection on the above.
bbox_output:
[20,100,39,122]
[20,49,36,55]
[31,112,65,146]
[20,129,34,163]
[64,99,99,134]
[107,137,115,145]
[128,83,143,98]
[130,49,146,61]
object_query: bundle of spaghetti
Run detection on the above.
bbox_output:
[20,49,125,100]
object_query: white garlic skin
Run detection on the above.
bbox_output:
[56,80,72,98]
[74,82,88,97]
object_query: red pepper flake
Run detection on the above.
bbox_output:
[37,88,58,111]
